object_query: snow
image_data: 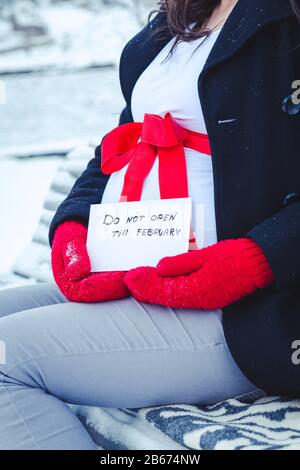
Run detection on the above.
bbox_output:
[0,68,123,152]
[0,1,151,74]
[0,157,61,274]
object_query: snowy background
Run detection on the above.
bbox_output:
[0,0,156,276]
[2,3,300,452]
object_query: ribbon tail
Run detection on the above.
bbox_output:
[121,142,157,202]
[158,144,189,199]
[158,144,198,250]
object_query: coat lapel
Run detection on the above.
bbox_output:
[198,0,294,74]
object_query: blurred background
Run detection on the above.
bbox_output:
[0,0,156,282]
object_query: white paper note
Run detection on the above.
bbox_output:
[87,198,192,272]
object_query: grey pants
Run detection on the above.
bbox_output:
[0,282,262,450]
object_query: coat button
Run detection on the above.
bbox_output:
[282,95,300,116]
[283,192,300,207]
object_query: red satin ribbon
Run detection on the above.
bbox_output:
[101,112,211,202]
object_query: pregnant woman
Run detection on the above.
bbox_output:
[1,0,300,450]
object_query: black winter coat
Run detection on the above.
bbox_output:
[49,0,300,395]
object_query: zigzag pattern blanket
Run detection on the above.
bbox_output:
[74,396,300,450]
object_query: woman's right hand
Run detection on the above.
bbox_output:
[51,220,130,303]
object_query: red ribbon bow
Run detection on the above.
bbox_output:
[101,112,211,202]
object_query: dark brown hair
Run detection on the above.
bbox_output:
[150,0,300,49]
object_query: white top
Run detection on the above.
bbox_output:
[102,28,222,248]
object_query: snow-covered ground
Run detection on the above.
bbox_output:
[0,68,123,152]
[0,157,61,274]
[0,0,154,74]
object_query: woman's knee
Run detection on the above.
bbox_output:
[0,313,47,392]
[0,282,67,318]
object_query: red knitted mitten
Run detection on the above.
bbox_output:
[51,220,129,303]
[124,238,274,309]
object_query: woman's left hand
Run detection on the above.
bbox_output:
[124,238,274,309]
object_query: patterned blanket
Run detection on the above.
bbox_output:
[74,396,300,450]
